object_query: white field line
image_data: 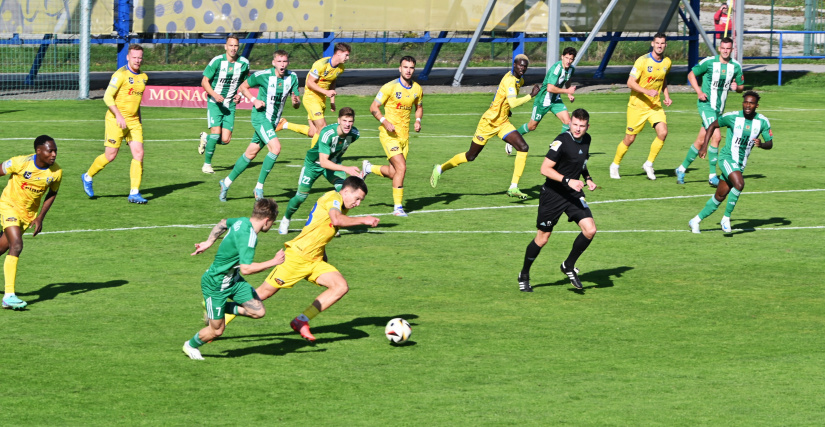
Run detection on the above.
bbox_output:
[35,188,825,236]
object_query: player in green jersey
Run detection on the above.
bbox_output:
[182,198,285,360]
[278,107,362,234]
[508,47,577,155]
[689,91,773,234]
[676,37,744,186]
[198,36,250,174]
[218,50,301,202]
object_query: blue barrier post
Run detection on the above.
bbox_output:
[778,32,783,86]
[322,32,335,57]
[420,31,448,81]
[241,32,258,58]
[595,32,621,79]
[512,32,525,58]
[25,34,52,85]
[115,0,133,68]
[688,0,700,69]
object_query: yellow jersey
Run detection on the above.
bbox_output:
[104,66,148,121]
[628,53,671,110]
[375,78,423,137]
[285,190,348,261]
[0,154,62,221]
[305,57,345,101]
[481,71,524,127]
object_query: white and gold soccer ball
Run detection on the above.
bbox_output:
[385,318,412,344]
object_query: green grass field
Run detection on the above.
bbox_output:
[1,84,824,425]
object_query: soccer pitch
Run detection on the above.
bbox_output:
[1,88,824,425]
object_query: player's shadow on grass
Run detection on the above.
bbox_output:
[91,181,202,201]
[18,279,128,306]
[0,110,24,115]
[533,266,633,294]
[724,216,791,236]
[404,190,526,211]
[216,314,419,358]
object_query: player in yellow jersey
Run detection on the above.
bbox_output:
[364,56,423,216]
[430,54,540,199]
[253,176,378,342]
[610,33,672,181]
[81,44,150,203]
[0,136,62,310]
[275,43,351,146]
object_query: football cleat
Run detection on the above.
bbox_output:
[643,163,656,180]
[720,216,732,233]
[361,160,373,179]
[275,118,287,132]
[81,173,94,198]
[430,165,441,188]
[198,132,207,154]
[201,163,214,174]
[253,188,264,201]
[709,175,720,187]
[278,217,290,235]
[609,163,620,179]
[392,207,408,217]
[560,262,583,290]
[219,180,229,202]
[504,143,514,156]
[518,273,533,293]
[675,168,685,184]
[506,187,528,200]
[290,317,316,342]
[689,217,701,234]
[182,341,204,360]
[2,295,27,310]
[128,193,148,204]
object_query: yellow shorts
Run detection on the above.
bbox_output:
[264,248,339,289]
[0,204,32,232]
[625,107,667,135]
[379,129,409,159]
[104,116,144,148]
[472,119,517,146]
[303,96,327,122]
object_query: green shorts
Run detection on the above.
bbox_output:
[201,271,257,320]
[697,103,721,129]
[207,101,237,131]
[250,115,278,147]
[718,156,745,182]
[530,100,567,123]
[297,160,347,193]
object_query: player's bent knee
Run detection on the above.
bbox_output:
[465,152,478,162]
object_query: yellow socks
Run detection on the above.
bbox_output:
[441,152,468,172]
[130,159,143,192]
[370,165,384,177]
[310,133,320,149]
[4,255,18,295]
[302,304,321,321]
[87,154,110,177]
[647,138,664,163]
[511,151,528,186]
[288,123,310,136]
[393,187,404,207]
[613,141,630,165]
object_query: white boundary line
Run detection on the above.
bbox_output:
[36,188,825,236]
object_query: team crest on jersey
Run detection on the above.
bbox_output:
[23,171,32,179]
[5,216,16,222]
[390,147,399,152]
[476,135,485,142]
[647,66,653,72]
[274,278,285,285]
[333,200,341,209]
[129,77,134,84]
[108,139,117,144]
[314,112,322,116]
[627,127,634,132]
[46,177,55,184]
[395,92,402,99]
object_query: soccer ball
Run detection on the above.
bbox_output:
[504,143,513,155]
[385,318,412,344]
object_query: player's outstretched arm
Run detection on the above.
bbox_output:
[239,249,285,275]
[31,190,57,237]
[191,219,228,255]
[329,209,379,229]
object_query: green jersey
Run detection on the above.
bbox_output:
[305,123,360,165]
[246,68,300,123]
[204,217,258,289]
[536,60,574,106]
[203,54,250,107]
[691,56,744,112]
[718,110,772,168]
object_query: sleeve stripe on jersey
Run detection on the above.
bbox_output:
[253,69,271,77]
[757,113,771,127]
[321,128,336,141]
